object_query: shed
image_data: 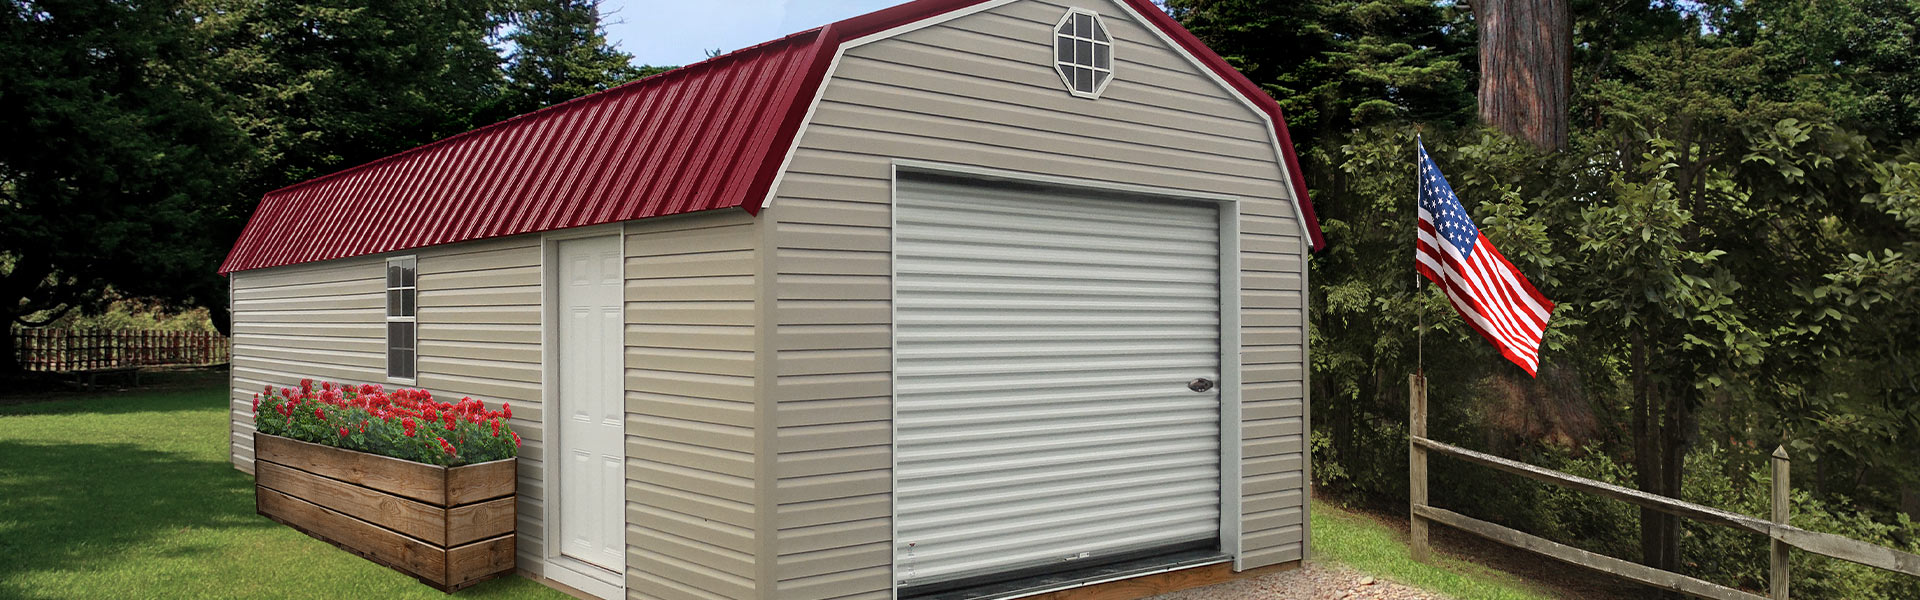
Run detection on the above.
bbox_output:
[221,0,1322,598]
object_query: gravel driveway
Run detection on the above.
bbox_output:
[1146,563,1448,600]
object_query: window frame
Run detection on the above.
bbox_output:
[1052,8,1114,99]
[385,255,418,384]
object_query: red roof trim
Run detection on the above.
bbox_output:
[221,0,1324,274]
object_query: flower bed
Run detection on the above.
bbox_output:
[252,380,519,466]
[251,380,519,592]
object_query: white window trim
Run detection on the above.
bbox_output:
[1053,7,1114,99]
[385,255,418,385]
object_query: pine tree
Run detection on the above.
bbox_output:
[497,0,662,116]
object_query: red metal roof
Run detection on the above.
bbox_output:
[220,0,1324,274]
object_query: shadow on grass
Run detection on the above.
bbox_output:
[0,374,230,417]
[0,437,269,592]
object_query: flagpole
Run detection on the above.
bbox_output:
[1415,131,1425,379]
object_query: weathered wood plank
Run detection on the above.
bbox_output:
[257,486,447,580]
[446,459,517,505]
[1774,526,1920,577]
[253,433,517,591]
[446,497,517,547]
[1409,374,1430,563]
[1770,447,1790,600]
[1412,436,1773,536]
[1418,435,1920,577]
[256,461,448,545]
[256,434,447,505]
[445,534,518,589]
[1415,505,1766,600]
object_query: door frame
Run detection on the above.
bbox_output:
[539,223,628,599]
[886,159,1244,598]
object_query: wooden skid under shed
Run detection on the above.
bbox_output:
[255,434,517,592]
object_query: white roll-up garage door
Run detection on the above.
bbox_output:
[893,175,1223,592]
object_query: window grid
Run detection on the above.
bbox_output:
[1054,9,1113,98]
[385,256,417,382]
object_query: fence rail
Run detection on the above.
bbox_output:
[11,327,230,372]
[1408,374,1920,600]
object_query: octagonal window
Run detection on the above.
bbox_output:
[1054,9,1112,98]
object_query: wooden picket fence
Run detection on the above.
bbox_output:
[10,327,230,373]
[1407,374,1920,600]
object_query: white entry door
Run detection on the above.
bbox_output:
[556,235,625,574]
[893,176,1224,590]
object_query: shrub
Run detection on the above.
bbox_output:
[1532,443,1920,600]
[252,379,519,466]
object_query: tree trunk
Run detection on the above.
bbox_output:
[1631,334,1662,569]
[1474,0,1572,151]
[0,318,18,375]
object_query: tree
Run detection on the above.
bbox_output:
[1473,0,1572,151]
[0,0,248,371]
[495,0,664,116]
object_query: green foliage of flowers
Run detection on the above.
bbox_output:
[252,379,518,467]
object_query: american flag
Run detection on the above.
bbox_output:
[1415,141,1556,376]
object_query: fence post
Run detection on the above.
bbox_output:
[1772,446,1791,600]
[1411,373,1431,563]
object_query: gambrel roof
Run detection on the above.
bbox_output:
[220,0,1325,274]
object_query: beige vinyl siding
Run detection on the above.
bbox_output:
[413,234,547,575]
[229,256,388,474]
[228,234,549,573]
[624,211,764,600]
[762,0,1310,597]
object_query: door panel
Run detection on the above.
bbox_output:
[893,176,1223,589]
[556,235,625,573]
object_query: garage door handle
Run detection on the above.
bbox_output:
[1188,378,1214,393]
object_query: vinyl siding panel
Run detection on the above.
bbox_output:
[414,234,548,574]
[625,211,763,600]
[764,1,1310,597]
[228,234,550,574]
[228,255,387,474]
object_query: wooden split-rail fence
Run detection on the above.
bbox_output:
[1408,374,1920,600]
[10,327,231,373]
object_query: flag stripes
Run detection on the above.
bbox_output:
[1415,141,1556,376]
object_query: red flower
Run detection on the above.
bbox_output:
[313,408,326,420]
[502,403,512,419]
[338,426,349,437]
[443,419,456,431]
[402,416,417,437]
[436,437,457,456]
[510,431,521,448]
[490,420,501,437]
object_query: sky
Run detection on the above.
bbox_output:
[599,0,908,68]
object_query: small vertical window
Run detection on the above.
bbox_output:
[386,256,417,381]
[1053,8,1113,98]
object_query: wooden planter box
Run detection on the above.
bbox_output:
[253,433,517,592]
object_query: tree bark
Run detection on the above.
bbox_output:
[1474,0,1572,151]
[0,317,18,375]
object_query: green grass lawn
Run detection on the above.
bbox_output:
[1310,501,1561,600]
[0,375,569,600]
[0,372,1561,600]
